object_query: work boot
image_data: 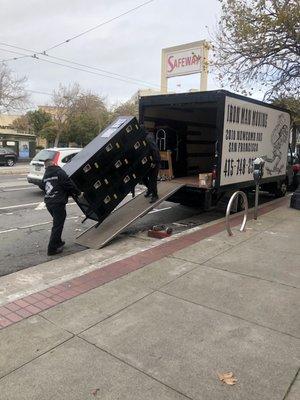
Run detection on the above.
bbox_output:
[144,190,151,198]
[149,195,158,203]
[47,247,63,256]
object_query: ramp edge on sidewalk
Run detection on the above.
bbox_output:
[0,196,288,330]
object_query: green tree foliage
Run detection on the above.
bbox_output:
[51,83,81,146]
[12,109,53,144]
[27,110,52,135]
[11,82,139,147]
[70,92,109,132]
[272,95,300,151]
[68,113,100,146]
[272,96,300,124]
[39,120,61,144]
[213,0,300,99]
[11,115,30,132]
[66,91,110,146]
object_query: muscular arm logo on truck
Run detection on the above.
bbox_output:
[261,114,289,176]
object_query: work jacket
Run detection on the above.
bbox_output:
[146,133,161,166]
[42,165,80,205]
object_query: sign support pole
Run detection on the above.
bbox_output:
[160,52,168,94]
[200,41,209,91]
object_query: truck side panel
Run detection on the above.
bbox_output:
[219,95,290,187]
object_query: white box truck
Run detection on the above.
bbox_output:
[139,90,292,209]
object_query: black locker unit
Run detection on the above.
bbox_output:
[63,116,152,222]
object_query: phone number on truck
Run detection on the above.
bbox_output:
[223,157,257,177]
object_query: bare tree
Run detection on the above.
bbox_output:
[70,92,109,130]
[0,64,29,112]
[110,98,138,121]
[212,0,300,99]
[51,83,81,146]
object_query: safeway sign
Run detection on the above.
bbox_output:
[161,40,209,92]
[166,47,203,77]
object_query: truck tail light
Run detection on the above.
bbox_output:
[293,164,300,173]
[52,152,60,166]
[212,167,217,180]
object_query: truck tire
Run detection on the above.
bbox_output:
[273,181,287,198]
[6,158,15,167]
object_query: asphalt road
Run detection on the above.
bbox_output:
[0,168,280,277]
[0,171,227,277]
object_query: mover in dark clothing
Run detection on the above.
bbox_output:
[42,159,82,256]
[143,132,161,203]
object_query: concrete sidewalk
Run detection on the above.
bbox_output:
[0,199,299,399]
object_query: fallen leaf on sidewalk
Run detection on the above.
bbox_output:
[91,388,100,396]
[218,372,237,385]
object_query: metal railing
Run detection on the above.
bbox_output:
[225,191,248,236]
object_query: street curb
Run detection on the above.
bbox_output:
[0,195,288,330]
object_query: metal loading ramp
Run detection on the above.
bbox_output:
[75,181,185,249]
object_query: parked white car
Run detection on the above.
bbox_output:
[27,147,82,188]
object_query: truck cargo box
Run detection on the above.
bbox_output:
[139,90,291,207]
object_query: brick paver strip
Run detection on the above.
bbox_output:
[0,197,288,330]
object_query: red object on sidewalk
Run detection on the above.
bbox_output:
[148,226,173,239]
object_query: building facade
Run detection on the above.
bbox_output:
[0,115,36,160]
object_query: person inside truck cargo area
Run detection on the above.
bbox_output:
[42,158,83,256]
[143,131,161,203]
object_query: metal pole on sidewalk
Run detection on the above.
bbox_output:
[254,184,259,220]
[253,158,265,221]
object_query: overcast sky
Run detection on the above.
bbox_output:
[1,0,221,110]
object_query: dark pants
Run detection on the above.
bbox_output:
[143,165,159,196]
[46,203,66,251]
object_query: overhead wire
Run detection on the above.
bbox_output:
[45,0,155,52]
[0,0,160,93]
[0,43,160,88]
[0,47,158,89]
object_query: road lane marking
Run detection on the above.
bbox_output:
[0,181,31,188]
[0,216,80,234]
[0,228,18,234]
[20,221,52,229]
[35,202,46,210]
[2,187,33,192]
[149,206,172,214]
[0,202,40,210]
[34,201,76,210]
[0,201,77,212]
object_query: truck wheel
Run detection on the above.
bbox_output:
[6,158,15,167]
[273,181,287,198]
